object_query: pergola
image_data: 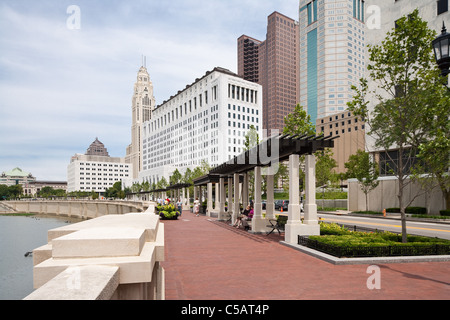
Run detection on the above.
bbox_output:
[166,183,192,211]
[203,133,336,244]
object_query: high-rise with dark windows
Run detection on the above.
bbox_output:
[238,12,300,136]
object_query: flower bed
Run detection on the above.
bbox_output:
[156,204,181,220]
[298,223,450,258]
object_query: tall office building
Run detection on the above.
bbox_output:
[298,0,366,125]
[238,11,300,136]
[125,63,156,179]
[139,67,262,185]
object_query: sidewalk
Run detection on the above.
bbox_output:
[161,211,450,300]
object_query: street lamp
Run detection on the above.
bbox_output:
[432,22,450,79]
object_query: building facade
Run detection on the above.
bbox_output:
[316,110,365,174]
[126,64,156,180]
[348,0,449,213]
[68,138,132,193]
[238,11,300,136]
[0,168,36,186]
[299,0,366,125]
[139,67,263,185]
[22,181,68,197]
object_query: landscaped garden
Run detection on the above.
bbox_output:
[298,222,450,258]
[156,203,181,220]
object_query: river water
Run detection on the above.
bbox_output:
[0,214,80,300]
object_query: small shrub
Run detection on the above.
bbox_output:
[406,207,427,215]
[440,210,450,217]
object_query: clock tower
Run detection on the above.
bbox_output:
[126,60,155,180]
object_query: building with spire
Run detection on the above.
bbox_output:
[67,138,132,194]
[126,61,156,180]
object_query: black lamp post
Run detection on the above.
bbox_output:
[432,22,450,81]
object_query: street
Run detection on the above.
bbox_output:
[317,213,450,240]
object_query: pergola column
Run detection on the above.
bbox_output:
[228,176,233,221]
[215,183,220,214]
[265,174,275,220]
[242,173,249,208]
[218,177,227,221]
[285,154,303,244]
[232,173,240,225]
[251,166,268,233]
[304,154,320,230]
[285,154,320,244]
[207,183,213,217]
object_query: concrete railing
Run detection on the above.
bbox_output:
[24,207,164,300]
[4,200,154,219]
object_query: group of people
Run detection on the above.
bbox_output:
[233,205,254,229]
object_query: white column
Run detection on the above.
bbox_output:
[215,183,220,214]
[304,154,319,228]
[285,154,303,244]
[228,177,233,221]
[232,173,240,225]
[251,166,269,233]
[207,183,213,217]
[243,173,249,208]
[266,174,275,220]
[218,177,227,220]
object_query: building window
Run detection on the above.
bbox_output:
[438,0,448,15]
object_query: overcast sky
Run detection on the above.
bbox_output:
[0,0,299,181]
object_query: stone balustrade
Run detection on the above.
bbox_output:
[24,208,164,300]
[5,200,153,219]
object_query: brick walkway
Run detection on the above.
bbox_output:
[161,211,450,300]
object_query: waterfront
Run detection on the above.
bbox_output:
[0,214,80,300]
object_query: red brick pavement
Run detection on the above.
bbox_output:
[160,211,450,300]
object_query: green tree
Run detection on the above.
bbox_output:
[345,150,380,212]
[0,184,10,200]
[170,169,182,186]
[244,125,260,151]
[315,148,338,208]
[347,9,447,242]
[8,184,22,198]
[283,104,316,137]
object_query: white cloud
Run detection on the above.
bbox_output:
[0,0,299,181]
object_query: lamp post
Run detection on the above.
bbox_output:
[432,22,450,86]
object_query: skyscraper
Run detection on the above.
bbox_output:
[238,11,300,136]
[125,63,156,179]
[298,0,366,125]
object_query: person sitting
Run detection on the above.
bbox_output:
[234,205,252,229]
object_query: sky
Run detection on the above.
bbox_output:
[0,0,299,181]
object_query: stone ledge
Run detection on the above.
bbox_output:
[52,227,146,258]
[33,242,157,288]
[280,241,450,265]
[25,266,119,300]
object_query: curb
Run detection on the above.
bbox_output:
[280,241,450,265]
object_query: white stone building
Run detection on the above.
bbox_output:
[298,0,366,124]
[67,138,132,193]
[139,67,263,185]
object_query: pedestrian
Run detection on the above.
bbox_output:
[176,198,182,216]
[193,197,200,217]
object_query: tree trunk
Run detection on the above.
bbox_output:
[365,192,369,212]
[398,148,408,243]
[443,188,450,211]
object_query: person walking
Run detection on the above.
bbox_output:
[193,197,200,217]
